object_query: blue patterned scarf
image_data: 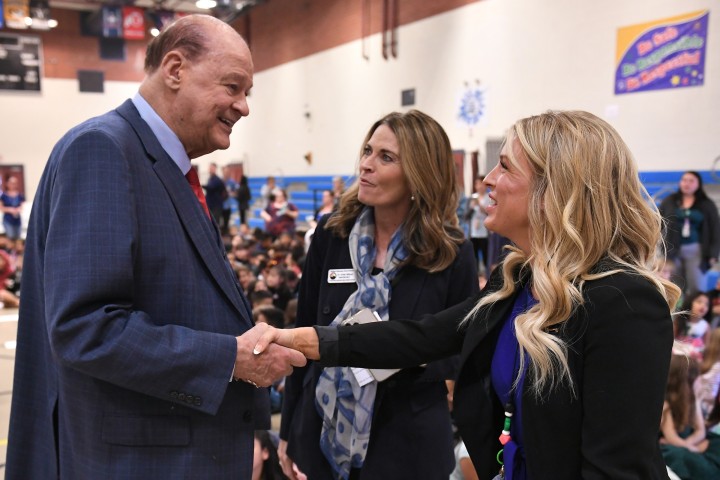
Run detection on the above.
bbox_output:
[315,206,408,479]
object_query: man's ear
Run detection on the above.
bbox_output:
[160,51,184,89]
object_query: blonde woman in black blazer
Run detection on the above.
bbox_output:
[258,110,680,479]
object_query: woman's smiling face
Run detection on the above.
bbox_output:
[483,136,533,253]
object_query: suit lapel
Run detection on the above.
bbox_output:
[459,267,520,365]
[116,100,252,325]
[460,297,514,363]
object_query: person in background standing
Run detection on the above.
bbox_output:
[314,189,335,222]
[261,175,279,209]
[463,175,489,274]
[660,171,720,298]
[6,14,305,479]
[204,162,227,229]
[222,165,239,235]
[237,173,252,226]
[331,175,345,205]
[0,175,25,252]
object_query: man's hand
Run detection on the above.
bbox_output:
[233,323,306,387]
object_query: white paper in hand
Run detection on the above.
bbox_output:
[342,308,401,384]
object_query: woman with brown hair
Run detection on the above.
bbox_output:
[278,110,478,480]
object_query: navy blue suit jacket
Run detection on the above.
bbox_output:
[7,100,261,479]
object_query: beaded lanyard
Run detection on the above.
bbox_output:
[495,403,515,476]
[493,286,534,480]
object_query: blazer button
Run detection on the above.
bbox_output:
[178,393,186,401]
[322,306,331,314]
[243,410,253,423]
[185,395,194,404]
[170,391,179,399]
[194,397,203,407]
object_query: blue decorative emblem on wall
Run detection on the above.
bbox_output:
[458,87,485,126]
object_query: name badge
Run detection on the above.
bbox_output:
[327,269,356,284]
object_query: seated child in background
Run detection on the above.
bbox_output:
[0,248,19,308]
[707,275,720,329]
[674,292,711,360]
[661,355,720,479]
[695,328,720,419]
[253,430,289,480]
[253,306,286,329]
[253,306,288,413]
[659,256,683,310]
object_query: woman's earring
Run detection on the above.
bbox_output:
[411,195,416,201]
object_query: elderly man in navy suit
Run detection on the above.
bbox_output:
[6,14,305,479]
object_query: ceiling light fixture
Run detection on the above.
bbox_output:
[195,0,217,9]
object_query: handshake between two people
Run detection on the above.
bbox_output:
[233,323,320,387]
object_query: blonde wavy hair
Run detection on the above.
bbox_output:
[326,110,465,272]
[465,110,681,396]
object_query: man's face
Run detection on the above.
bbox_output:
[173,34,253,159]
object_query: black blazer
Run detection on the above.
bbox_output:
[281,215,479,480]
[322,264,674,479]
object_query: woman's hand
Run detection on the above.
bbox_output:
[253,326,320,360]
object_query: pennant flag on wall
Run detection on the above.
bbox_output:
[148,10,187,32]
[102,6,123,38]
[3,0,29,29]
[122,6,145,40]
[28,0,51,30]
[615,10,709,95]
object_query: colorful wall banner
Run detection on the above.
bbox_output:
[28,0,51,30]
[615,10,708,95]
[122,6,145,40]
[147,10,187,32]
[0,0,5,29]
[3,0,29,29]
[102,6,123,38]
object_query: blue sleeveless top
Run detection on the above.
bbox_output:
[490,284,537,480]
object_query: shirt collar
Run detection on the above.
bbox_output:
[132,92,191,174]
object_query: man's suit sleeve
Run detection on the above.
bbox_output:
[43,129,237,415]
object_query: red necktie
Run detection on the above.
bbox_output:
[185,168,211,218]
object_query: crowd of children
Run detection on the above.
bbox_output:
[664,272,720,478]
[0,234,21,308]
